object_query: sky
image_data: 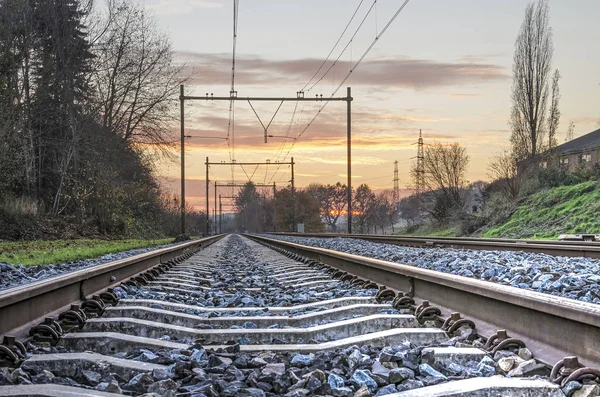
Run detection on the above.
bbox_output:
[143,0,600,211]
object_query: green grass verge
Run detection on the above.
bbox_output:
[0,238,174,266]
[482,180,600,239]
[394,225,461,237]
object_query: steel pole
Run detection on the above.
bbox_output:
[291,157,296,232]
[205,157,209,235]
[347,87,352,234]
[214,181,217,234]
[180,85,186,236]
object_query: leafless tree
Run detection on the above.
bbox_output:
[565,121,575,142]
[487,147,521,200]
[353,184,376,234]
[547,69,561,150]
[306,182,347,232]
[92,0,185,151]
[416,142,470,207]
[372,190,398,233]
[510,0,554,160]
[397,195,421,226]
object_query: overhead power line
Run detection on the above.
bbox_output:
[226,0,240,182]
[273,0,411,171]
[305,0,377,93]
[300,0,365,92]
[300,0,411,139]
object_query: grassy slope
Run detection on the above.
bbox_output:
[0,238,173,266]
[396,225,460,237]
[482,181,600,239]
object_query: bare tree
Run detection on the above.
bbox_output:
[273,187,323,233]
[397,195,421,226]
[565,121,575,142]
[547,69,561,150]
[372,190,398,233]
[306,182,347,232]
[92,0,185,150]
[414,142,470,207]
[235,182,264,232]
[510,0,554,160]
[487,147,521,200]
[353,184,376,234]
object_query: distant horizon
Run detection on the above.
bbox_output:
[158,176,416,210]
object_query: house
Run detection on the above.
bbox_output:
[520,128,600,173]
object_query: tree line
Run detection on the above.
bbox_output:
[231,182,399,234]
[0,0,204,239]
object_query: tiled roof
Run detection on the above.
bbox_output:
[553,128,600,155]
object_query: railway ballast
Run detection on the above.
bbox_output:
[0,234,596,396]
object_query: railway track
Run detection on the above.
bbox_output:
[270,233,600,259]
[0,234,598,396]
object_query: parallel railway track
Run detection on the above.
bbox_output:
[270,233,600,258]
[0,234,597,396]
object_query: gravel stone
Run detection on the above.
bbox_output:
[95,380,122,394]
[331,386,353,397]
[418,363,447,379]
[290,354,314,367]
[328,373,346,389]
[518,347,534,361]
[123,372,154,393]
[507,359,548,377]
[80,370,102,386]
[353,385,372,397]
[374,384,398,396]
[562,381,583,397]
[573,384,600,397]
[350,370,378,392]
[0,368,13,385]
[261,363,285,376]
[388,367,414,384]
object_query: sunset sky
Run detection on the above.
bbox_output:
[143,0,600,210]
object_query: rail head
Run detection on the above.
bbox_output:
[247,234,600,368]
[268,232,600,257]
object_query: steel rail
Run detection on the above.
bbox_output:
[246,234,600,369]
[0,235,224,338]
[269,232,600,258]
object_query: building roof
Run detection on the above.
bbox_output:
[552,128,600,156]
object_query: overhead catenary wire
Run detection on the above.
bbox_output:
[217,1,409,191]
[300,0,365,92]
[296,162,394,180]
[226,0,240,183]
[266,1,410,186]
[231,0,239,93]
[276,0,411,169]
[303,0,411,137]
[305,0,377,93]
[265,101,300,184]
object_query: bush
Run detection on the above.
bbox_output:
[431,195,460,223]
[0,208,39,240]
[519,164,600,198]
